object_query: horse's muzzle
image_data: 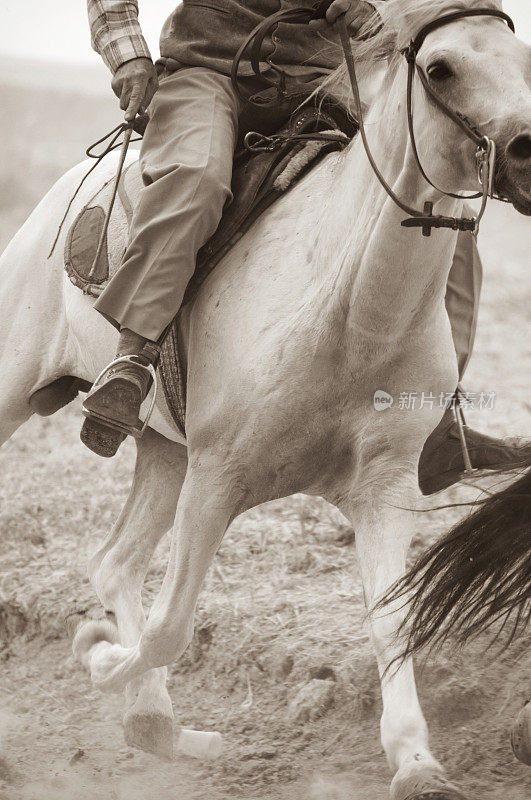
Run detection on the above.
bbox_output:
[497,130,531,215]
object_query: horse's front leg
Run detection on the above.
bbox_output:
[86,457,240,694]
[346,470,465,800]
[74,428,188,757]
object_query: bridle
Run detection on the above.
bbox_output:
[232,4,516,237]
[336,7,515,236]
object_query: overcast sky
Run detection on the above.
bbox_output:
[1,0,530,66]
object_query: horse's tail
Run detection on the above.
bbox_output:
[377,467,531,661]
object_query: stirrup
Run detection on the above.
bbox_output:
[452,392,476,476]
[82,355,158,439]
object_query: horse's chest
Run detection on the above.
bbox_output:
[239,366,360,498]
[244,410,355,502]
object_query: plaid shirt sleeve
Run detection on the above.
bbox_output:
[87,0,152,74]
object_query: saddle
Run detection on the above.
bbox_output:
[64,103,353,435]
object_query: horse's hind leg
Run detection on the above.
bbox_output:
[0,319,37,444]
[0,349,44,447]
[79,427,188,757]
[0,389,32,447]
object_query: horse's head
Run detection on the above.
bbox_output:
[392,0,531,213]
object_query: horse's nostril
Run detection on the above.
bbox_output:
[506,134,531,162]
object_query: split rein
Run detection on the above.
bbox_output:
[48,120,144,261]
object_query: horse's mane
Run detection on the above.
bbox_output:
[321,0,503,113]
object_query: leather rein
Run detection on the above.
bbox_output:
[232,5,516,237]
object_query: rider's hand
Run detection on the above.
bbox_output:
[309,0,375,36]
[111,57,159,122]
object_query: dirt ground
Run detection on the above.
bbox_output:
[0,192,530,798]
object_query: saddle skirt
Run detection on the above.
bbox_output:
[64,108,351,436]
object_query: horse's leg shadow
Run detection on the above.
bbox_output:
[74,427,188,758]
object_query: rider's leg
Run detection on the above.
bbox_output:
[419,224,529,493]
[82,67,240,452]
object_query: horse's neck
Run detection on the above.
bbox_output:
[320,65,462,342]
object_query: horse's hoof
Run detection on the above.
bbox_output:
[511,701,531,766]
[72,618,119,670]
[123,711,174,760]
[80,417,125,457]
[391,768,466,800]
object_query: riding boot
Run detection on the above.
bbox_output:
[418,407,531,495]
[80,329,161,457]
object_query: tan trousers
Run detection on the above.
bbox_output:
[95,67,241,341]
[94,66,482,378]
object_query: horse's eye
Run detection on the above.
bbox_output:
[427,61,454,81]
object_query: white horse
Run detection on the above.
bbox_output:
[1,0,530,797]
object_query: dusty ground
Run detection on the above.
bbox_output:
[1,103,530,800]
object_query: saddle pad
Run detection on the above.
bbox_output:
[64,132,347,436]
